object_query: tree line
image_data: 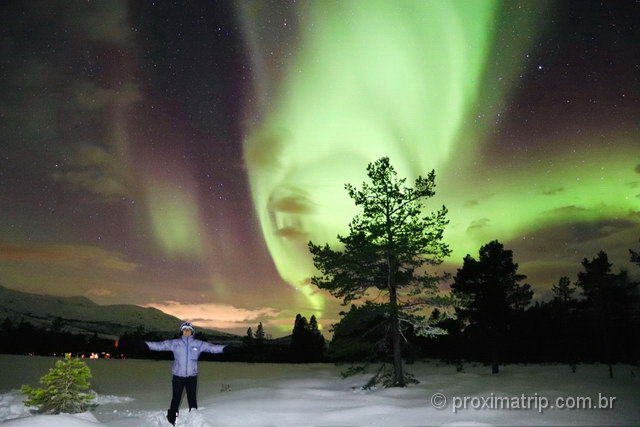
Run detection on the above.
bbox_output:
[0,314,328,363]
[0,317,117,357]
[328,243,639,380]
[306,157,640,387]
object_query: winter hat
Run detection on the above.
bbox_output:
[180,322,195,333]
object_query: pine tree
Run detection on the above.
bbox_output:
[308,315,325,360]
[297,315,309,336]
[255,322,265,345]
[328,303,388,364]
[292,314,303,336]
[550,276,578,372]
[243,327,254,346]
[575,251,639,378]
[291,314,326,362]
[309,315,320,336]
[451,240,533,374]
[308,157,455,387]
[290,314,307,361]
[551,276,575,304]
[21,353,95,414]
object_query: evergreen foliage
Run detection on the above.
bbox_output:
[290,314,325,362]
[309,157,456,387]
[575,251,639,378]
[450,240,533,374]
[21,353,95,414]
[255,322,266,345]
[243,327,254,346]
[551,276,575,303]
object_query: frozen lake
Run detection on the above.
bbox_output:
[1,354,639,426]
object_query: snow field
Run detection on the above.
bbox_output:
[0,355,638,426]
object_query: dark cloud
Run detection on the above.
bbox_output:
[73,82,141,111]
[51,169,127,199]
[0,0,136,203]
[629,211,640,221]
[544,205,588,216]
[502,213,640,296]
[570,218,637,243]
[86,288,116,297]
[506,216,639,263]
[51,145,130,199]
[464,200,479,207]
[267,187,317,214]
[0,241,139,272]
[273,226,309,240]
[466,218,491,233]
[635,164,640,174]
[539,187,564,195]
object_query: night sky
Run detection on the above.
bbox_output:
[0,1,638,336]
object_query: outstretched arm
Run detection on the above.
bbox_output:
[201,341,227,354]
[144,339,173,352]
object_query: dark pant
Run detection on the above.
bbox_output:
[169,375,198,413]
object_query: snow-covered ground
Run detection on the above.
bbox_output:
[0,354,638,426]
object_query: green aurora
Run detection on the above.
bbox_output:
[239,0,639,324]
[0,0,637,337]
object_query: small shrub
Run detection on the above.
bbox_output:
[21,353,95,414]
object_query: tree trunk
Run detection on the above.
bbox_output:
[600,313,613,379]
[389,285,405,386]
[490,332,499,374]
[608,363,614,379]
[491,345,499,374]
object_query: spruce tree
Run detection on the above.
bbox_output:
[329,303,388,363]
[21,353,95,414]
[309,157,455,387]
[309,315,325,360]
[290,314,308,361]
[291,314,326,362]
[551,276,575,304]
[243,327,254,346]
[551,276,578,371]
[255,322,266,345]
[451,240,533,374]
[575,251,639,378]
[309,315,320,336]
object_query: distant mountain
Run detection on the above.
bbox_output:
[0,285,239,341]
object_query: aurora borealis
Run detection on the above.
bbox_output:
[0,1,638,336]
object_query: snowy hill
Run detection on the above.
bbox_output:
[0,285,237,340]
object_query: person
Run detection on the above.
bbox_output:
[144,321,227,426]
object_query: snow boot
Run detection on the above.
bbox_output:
[166,409,177,426]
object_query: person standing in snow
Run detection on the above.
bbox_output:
[144,321,227,426]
